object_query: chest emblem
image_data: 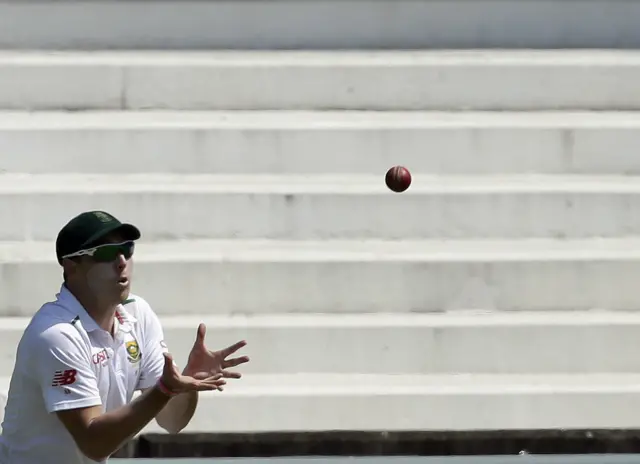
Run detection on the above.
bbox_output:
[125,340,141,364]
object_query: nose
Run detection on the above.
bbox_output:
[114,253,127,270]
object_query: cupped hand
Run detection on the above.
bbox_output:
[160,352,226,394]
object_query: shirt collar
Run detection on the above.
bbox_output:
[57,284,137,333]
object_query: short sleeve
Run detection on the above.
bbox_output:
[132,298,169,390]
[30,325,102,413]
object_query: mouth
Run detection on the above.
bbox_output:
[117,277,129,286]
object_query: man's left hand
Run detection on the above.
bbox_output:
[183,323,249,382]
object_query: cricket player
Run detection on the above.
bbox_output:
[0,210,250,463]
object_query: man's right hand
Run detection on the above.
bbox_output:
[160,352,226,394]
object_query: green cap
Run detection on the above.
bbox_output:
[56,211,141,264]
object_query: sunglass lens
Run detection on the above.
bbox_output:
[93,242,135,262]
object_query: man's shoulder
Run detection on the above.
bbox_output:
[121,293,152,312]
[23,304,86,350]
[120,293,159,323]
[29,301,79,331]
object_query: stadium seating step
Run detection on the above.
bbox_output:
[4,373,640,432]
[0,51,640,110]
[2,110,640,176]
[142,373,640,432]
[0,237,640,316]
[0,173,640,241]
[1,311,640,377]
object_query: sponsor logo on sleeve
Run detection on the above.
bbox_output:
[51,369,77,387]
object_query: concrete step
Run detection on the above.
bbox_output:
[4,312,640,377]
[2,238,640,316]
[4,373,640,432]
[2,51,640,110]
[129,373,640,432]
[0,0,639,50]
[3,173,640,241]
[4,111,640,175]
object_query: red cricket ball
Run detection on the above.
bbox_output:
[385,165,412,193]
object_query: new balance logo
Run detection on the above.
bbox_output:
[51,369,77,387]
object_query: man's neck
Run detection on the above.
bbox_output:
[86,305,118,335]
[65,283,119,334]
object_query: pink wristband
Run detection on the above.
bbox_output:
[156,379,178,397]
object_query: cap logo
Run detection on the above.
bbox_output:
[93,212,113,223]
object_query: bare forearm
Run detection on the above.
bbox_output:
[156,364,200,433]
[156,390,198,433]
[85,385,170,460]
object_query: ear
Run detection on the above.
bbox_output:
[61,257,81,278]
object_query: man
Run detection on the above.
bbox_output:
[0,210,249,463]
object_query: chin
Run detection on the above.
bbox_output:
[118,287,131,302]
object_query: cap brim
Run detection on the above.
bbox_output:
[82,223,141,248]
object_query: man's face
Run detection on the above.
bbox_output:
[74,232,134,303]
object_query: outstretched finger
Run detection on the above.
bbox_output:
[162,353,180,377]
[223,356,250,369]
[220,340,247,358]
[199,376,227,390]
[221,370,242,379]
[194,323,207,349]
[192,372,224,381]
[187,378,226,392]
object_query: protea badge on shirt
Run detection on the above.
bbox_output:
[125,339,141,364]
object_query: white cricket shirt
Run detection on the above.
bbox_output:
[0,285,168,464]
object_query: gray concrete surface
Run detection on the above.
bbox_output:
[3,51,640,110]
[2,0,640,49]
[7,312,640,376]
[3,111,640,176]
[7,238,640,316]
[5,2,640,439]
[5,174,640,240]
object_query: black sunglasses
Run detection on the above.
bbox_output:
[61,241,135,263]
